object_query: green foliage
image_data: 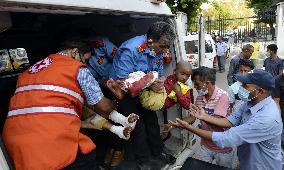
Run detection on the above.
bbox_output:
[246,0,276,24]
[166,0,208,19]
[201,0,255,31]
[246,0,273,11]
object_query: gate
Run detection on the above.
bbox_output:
[189,12,277,43]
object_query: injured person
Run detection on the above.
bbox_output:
[82,105,139,140]
[107,71,168,111]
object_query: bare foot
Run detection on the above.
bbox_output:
[127,113,139,123]
[123,127,133,138]
[106,79,125,100]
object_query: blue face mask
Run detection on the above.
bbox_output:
[237,86,258,102]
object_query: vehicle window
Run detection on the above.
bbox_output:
[185,40,198,54]
[184,40,213,54]
[205,40,213,53]
[0,48,29,73]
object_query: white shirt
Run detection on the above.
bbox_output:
[216,42,228,56]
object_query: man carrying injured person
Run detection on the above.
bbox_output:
[110,21,177,170]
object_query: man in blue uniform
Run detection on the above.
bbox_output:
[111,21,176,169]
[88,36,118,84]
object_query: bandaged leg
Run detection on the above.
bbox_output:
[123,71,158,97]
[90,114,108,130]
[108,110,138,128]
[110,126,130,140]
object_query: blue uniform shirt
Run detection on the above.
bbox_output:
[111,35,164,79]
[88,36,118,82]
[212,96,282,170]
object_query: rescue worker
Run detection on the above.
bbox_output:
[111,21,176,169]
[2,37,138,170]
[87,36,118,84]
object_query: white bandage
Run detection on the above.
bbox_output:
[110,126,129,140]
[109,110,137,128]
[90,114,108,130]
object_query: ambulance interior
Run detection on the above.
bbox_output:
[0,10,197,169]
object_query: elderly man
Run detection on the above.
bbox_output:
[111,21,176,169]
[227,44,254,85]
[170,69,282,170]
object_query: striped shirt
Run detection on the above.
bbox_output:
[196,86,231,153]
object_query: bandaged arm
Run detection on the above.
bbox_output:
[108,110,136,128]
[89,114,129,140]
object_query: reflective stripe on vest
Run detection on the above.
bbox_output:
[8,106,79,117]
[15,84,84,103]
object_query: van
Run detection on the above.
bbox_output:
[182,34,216,68]
[0,1,199,169]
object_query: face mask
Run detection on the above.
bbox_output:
[149,49,156,56]
[197,84,208,96]
[237,86,259,102]
[266,52,270,57]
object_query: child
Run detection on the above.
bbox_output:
[164,61,193,110]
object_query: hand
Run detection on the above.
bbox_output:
[168,118,191,130]
[160,124,173,133]
[123,127,133,138]
[81,115,100,130]
[116,79,128,90]
[183,115,196,124]
[173,83,181,93]
[127,113,139,123]
[149,77,165,93]
[189,104,207,120]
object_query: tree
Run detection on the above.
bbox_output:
[202,0,255,32]
[246,0,276,38]
[246,0,273,11]
[166,0,208,21]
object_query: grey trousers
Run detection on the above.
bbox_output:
[217,55,225,71]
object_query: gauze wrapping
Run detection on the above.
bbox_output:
[110,126,130,140]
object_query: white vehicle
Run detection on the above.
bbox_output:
[182,34,216,68]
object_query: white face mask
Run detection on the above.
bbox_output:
[197,84,208,96]
[266,51,270,57]
[149,49,156,56]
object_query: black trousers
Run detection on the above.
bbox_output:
[62,150,99,170]
[116,95,164,162]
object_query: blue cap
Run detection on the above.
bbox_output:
[236,69,275,91]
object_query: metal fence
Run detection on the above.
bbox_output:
[189,13,277,43]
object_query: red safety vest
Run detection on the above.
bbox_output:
[3,54,96,170]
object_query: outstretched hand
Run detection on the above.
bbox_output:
[189,104,207,120]
[169,118,191,130]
